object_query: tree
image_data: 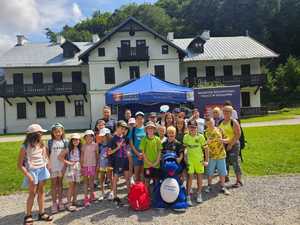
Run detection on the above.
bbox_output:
[45,28,57,43]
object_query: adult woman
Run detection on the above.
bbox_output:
[219,105,242,187]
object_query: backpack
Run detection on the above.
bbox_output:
[128,182,151,211]
[218,119,246,162]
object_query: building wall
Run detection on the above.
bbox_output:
[179,58,262,83]
[241,87,261,107]
[88,31,181,124]
[0,98,4,134]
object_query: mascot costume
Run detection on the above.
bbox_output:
[153,152,188,211]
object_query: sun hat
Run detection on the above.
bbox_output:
[135,111,145,117]
[99,128,111,136]
[117,120,129,129]
[145,121,157,129]
[128,118,136,124]
[84,130,95,137]
[51,122,64,130]
[26,124,47,134]
[70,133,81,139]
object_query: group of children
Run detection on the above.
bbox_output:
[18,105,242,225]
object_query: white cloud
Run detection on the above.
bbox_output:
[0,0,85,55]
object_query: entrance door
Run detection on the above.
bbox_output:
[187,67,197,87]
[241,92,251,107]
[13,73,23,95]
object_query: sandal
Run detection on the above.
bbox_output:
[23,215,33,225]
[66,204,76,212]
[232,182,241,188]
[38,213,53,222]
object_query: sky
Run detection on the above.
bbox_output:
[0,0,157,55]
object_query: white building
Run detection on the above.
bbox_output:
[0,17,278,133]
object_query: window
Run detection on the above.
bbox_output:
[104,67,115,84]
[98,48,105,57]
[74,100,84,116]
[241,64,251,75]
[241,92,251,107]
[154,65,165,80]
[36,102,46,118]
[32,73,43,85]
[136,40,146,47]
[205,66,215,82]
[129,66,140,79]
[223,65,233,77]
[121,40,130,48]
[162,45,169,54]
[13,73,23,85]
[72,71,82,83]
[187,67,197,87]
[55,101,65,117]
[17,103,26,119]
[52,72,63,83]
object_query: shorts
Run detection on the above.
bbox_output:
[65,162,81,183]
[132,156,143,167]
[98,167,113,173]
[111,157,129,176]
[50,170,64,178]
[187,160,204,174]
[22,166,50,188]
[207,158,227,177]
[144,168,160,179]
[81,166,96,177]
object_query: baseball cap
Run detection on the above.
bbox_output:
[26,124,47,134]
[145,121,157,129]
[187,119,198,127]
[128,118,136,124]
[99,128,111,136]
[84,130,94,136]
[148,112,157,117]
[51,122,64,130]
[117,120,129,128]
[172,108,181,114]
[135,111,145,117]
[160,105,169,113]
[70,133,81,139]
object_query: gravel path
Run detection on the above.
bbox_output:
[0,175,299,225]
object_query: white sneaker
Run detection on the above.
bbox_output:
[196,192,203,203]
[98,193,104,201]
[130,177,135,185]
[107,191,114,200]
[221,187,230,195]
[187,195,193,206]
[204,186,212,193]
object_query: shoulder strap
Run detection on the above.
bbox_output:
[131,127,136,145]
[48,139,53,154]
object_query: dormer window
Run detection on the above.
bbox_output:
[60,40,80,58]
[187,36,206,54]
[162,45,168,54]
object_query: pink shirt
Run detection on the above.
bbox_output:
[82,143,98,167]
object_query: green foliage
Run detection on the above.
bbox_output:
[45,28,57,43]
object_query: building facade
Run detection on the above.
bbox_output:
[0,17,278,133]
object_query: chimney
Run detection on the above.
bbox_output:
[200,30,210,41]
[56,35,65,45]
[167,32,174,41]
[92,34,100,43]
[16,35,26,46]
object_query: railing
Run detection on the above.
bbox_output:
[184,74,267,87]
[241,106,268,116]
[117,46,149,61]
[0,82,86,97]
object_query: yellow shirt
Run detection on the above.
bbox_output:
[205,127,226,160]
[219,120,235,142]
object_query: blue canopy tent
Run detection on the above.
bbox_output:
[105,74,194,118]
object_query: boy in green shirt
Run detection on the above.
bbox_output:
[183,119,209,206]
[140,121,162,188]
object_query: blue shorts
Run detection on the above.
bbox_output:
[132,155,144,167]
[22,166,50,188]
[207,158,227,177]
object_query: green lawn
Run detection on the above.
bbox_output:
[0,125,300,195]
[241,107,300,123]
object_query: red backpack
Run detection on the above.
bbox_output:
[128,182,151,211]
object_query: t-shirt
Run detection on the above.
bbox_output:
[23,144,47,170]
[49,140,65,172]
[183,133,207,163]
[196,118,205,134]
[140,136,162,169]
[101,117,116,133]
[161,139,183,158]
[205,128,226,160]
[128,126,146,158]
[82,143,98,167]
[108,134,128,159]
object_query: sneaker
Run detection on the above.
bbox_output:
[113,197,123,207]
[204,186,212,193]
[196,192,203,203]
[220,187,230,195]
[51,203,58,214]
[130,177,135,185]
[186,195,193,206]
[84,197,90,207]
[66,203,76,212]
[107,191,114,200]
[98,193,104,201]
[90,192,96,202]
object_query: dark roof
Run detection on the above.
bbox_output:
[79,16,187,61]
